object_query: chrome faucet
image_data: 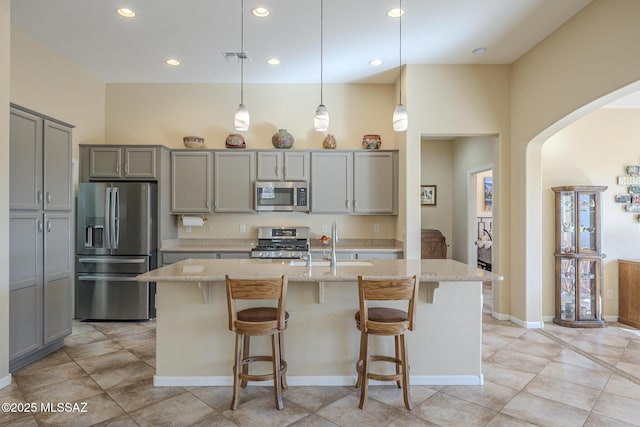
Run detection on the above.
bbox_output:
[330,221,338,268]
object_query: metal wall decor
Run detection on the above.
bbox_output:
[615,164,640,221]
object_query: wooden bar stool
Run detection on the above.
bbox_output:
[354,275,418,410]
[225,274,289,410]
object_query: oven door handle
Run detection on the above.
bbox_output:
[77,275,140,282]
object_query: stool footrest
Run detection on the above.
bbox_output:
[238,356,287,383]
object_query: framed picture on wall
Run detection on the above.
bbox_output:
[421,185,437,206]
[484,177,493,211]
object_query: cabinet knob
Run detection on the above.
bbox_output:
[46,192,52,203]
[46,220,52,233]
[275,166,279,177]
[124,164,129,174]
[116,164,120,174]
[37,220,43,233]
[37,190,43,203]
[354,200,358,209]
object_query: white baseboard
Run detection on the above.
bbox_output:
[154,374,483,387]
[491,311,510,321]
[603,315,619,322]
[0,374,12,389]
[509,316,544,329]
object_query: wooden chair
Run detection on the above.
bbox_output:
[354,275,418,410]
[226,274,289,410]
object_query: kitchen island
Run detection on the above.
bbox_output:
[137,258,501,387]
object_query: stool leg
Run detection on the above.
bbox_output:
[358,332,369,410]
[279,331,288,390]
[272,333,284,410]
[231,333,243,410]
[395,335,402,389]
[355,325,366,389]
[240,335,250,388]
[400,334,412,410]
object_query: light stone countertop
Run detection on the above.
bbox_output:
[137,258,501,283]
[160,238,404,253]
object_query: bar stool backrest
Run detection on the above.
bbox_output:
[357,275,418,331]
[225,275,288,332]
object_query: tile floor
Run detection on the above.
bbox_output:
[1,286,640,426]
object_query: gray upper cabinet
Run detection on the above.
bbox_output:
[353,151,397,214]
[87,146,158,180]
[257,151,309,181]
[311,151,353,213]
[171,151,213,213]
[10,108,72,211]
[311,151,397,215]
[215,151,256,212]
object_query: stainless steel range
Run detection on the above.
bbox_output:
[251,226,310,259]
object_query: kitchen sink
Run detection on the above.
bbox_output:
[289,260,373,267]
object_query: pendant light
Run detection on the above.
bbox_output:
[392,0,408,132]
[314,0,329,131]
[234,0,250,131]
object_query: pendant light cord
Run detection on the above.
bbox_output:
[320,0,324,105]
[240,0,244,105]
[398,0,402,104]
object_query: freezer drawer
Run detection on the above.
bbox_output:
[77,256,149,274]
[76,275,152,320]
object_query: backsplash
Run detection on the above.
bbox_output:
[176,212,397,240]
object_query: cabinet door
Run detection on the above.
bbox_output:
[124,147,157,179]
[257,151,282,180]
[43,213,72,344]
[215,151,256,212]
[10,108,42,210]
[171,151,213,213]
[311,152,352,213]
[284,152,309,181]
[353,152,396,214]
[43,121,73,211]
[90,146,123,179]
[9,212,43,360]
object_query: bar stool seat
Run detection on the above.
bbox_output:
[226,275,289,410]
[354,275,418,410]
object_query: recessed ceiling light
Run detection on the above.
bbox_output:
[472,47,487,56]
[166,59,180,66]
[267,58,280,65]
[387,8,405,18]
[252,7,270,17]
[369,59,384,66]
[116,8,136,18]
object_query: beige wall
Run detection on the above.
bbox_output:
[420,139,453,254]
[542,108,640,319]
[1,0,11,385]
[511,0,640,325]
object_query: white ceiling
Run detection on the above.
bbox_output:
[11,0,594,84]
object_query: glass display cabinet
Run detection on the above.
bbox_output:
[552,186,607,328]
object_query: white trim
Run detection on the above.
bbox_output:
[541,315,554,323]
[603,315,619,322]
[154,374,483,387]
[0,374,11,389]
[492,311,510,321]
[509,315,544,329]
[467,163,492,267]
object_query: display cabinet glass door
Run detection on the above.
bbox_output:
[558,258,600,322]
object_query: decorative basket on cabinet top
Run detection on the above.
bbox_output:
[183,136,205,149]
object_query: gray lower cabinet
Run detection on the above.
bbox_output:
[9,211,72,370]
[82,145,159,180]
[161,251,250,266]
[10,107,73,211]
[214,151,256,212]
[171,151,213,213]
[355,251,402,260]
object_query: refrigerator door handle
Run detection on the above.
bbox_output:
[78,257,147,264]
[77,275,140,282]
[113,187,120,249]
[104,187,112,249]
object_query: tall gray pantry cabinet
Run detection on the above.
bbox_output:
[9,105,73,371]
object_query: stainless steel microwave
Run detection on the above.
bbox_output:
[255,181,309,212]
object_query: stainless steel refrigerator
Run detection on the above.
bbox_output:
[76,182,157,320]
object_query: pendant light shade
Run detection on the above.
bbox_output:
[234,103,250,131]
[234,0,250,131]
[393,103,408,131]
[393,0,408,132]
[314,0,329,131]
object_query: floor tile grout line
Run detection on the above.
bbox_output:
[535,328,640,386]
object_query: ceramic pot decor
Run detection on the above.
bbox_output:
[362,134,381,149]
[322,133,337,149]
[183,136,205,148]
[225,133,246,149]
[272,129,294,149]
